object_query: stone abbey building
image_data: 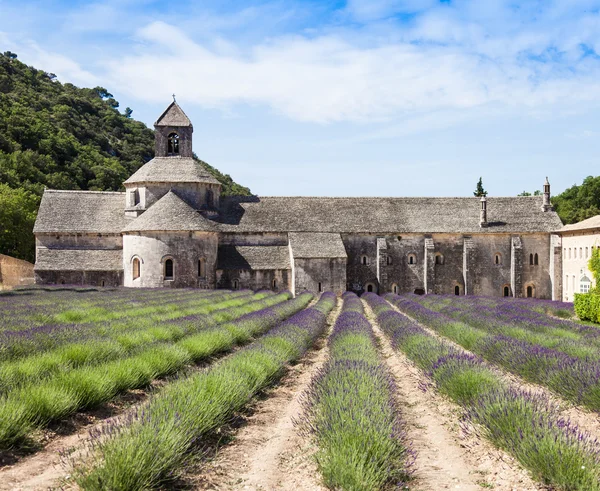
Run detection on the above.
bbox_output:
[34,102,564,298]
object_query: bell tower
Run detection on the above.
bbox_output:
[154,98,193,158]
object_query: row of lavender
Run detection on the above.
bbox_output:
[0,287,226,330]
[418,293,598,354]
[72,292,337,490]
[365,293,600,490]
[0,289,256,361]
[301,292,409,489]
[0,291,311,450]
[392,294,600,412]
[0,290,273,392]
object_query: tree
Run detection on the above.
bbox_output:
[590,247,600,287]
[124,107,133,118]
[473,177,488,197]
[0,184,39,262]
[552,175,600,224]
[518,190,542,196]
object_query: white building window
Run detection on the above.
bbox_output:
[581,275,592,293]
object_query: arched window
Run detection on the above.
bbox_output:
[581,275,592,293]
[565,275,569,292]
[454,285,460,296]
[361,255,368,265]
[529,253,534,265]
[408,254,417,265]
[580,247,583,259]
[569,248,572,259]
[392,283,398,294]
[272,278,277,289]
[367,284,373,293]
[526,284,535,298]
[586,247,589,259]
[198,258,206,278]
[232,279,239,290]
[318,282,323,292]
[387,256,392,265]
[435,253,444,265]
[167,133,179,155]
[132,257,141,280]
[206,189,214,208]
[164,259,174,280]
[101,280,105,287]
[495,253,502,265]
[534,253,539,266]
[503,285,510,297]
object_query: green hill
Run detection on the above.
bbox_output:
[0,51,251,262]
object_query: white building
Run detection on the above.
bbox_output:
[560,215,600,302]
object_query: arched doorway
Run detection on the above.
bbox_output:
[365,282,376,293]
[526,284,535,298]
[454,285,460,296]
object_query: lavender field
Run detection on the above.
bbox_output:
[1,288,600,491]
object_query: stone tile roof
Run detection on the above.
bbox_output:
[124,157,221,185]
[289,232,347,258]
[33,190,128,234]
[560,215,600,233]
[123,191,218,232]
[218,196,563,233]
[217,245,291,270]
[35,249,122,271]
[154,101,192,127]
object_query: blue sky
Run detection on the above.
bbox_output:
[2,0,600,197]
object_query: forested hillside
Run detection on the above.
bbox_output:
[552,175,600,225]
[0,52,251,262]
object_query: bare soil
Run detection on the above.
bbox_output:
[363,300,543,491]
[190,298,342,490]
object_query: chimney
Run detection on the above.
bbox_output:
[480,196,488,227]
[542,177,552,212]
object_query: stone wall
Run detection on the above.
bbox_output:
[0,254,34,289]
[219,233,288,246]
[342,235,380,293]
[155,126,193,158]
[293,258,346,295]
[125,182,220,211]
[340,232,557,299]
[216,268,291,291]
[36,234,122,250]
[34,270,122,287]
[123,231,218,288]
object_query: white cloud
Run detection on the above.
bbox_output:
[99,17,600,124]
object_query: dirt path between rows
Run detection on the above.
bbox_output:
[191,297,342,490]
[362,300,542,491]
[392,302,600,441]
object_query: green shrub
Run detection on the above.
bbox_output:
[574,291,600,323]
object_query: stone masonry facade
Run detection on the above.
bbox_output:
[34,102,565,299]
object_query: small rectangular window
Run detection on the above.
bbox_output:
[318,282,322,292]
